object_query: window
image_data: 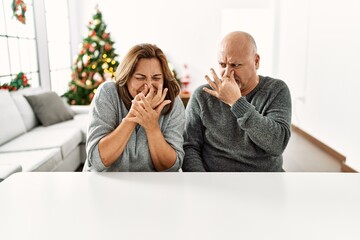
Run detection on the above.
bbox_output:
[44,0,71,95]
[1,0,72,95]
[0,0,39,87]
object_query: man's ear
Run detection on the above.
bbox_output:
[255,54,260,69]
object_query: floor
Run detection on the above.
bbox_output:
[283,130,342,172]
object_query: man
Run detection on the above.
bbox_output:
[182,31,291,172]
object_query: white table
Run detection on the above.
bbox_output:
[0,172,359,240]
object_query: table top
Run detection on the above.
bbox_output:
[0,172,359,240]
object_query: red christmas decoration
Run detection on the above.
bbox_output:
[0,72,30,91]
[11,0,27,24]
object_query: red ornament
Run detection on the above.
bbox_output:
[104,43,111,51]
[102,33,109,39]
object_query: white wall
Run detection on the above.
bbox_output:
[73,0,272,93]
[71,0,360,170]
[278,0,360,170]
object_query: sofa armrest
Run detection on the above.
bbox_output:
[0,164,22,181]
[70,105,90,114]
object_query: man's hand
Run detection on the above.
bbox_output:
[203,69,242,106]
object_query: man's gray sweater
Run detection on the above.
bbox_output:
[182,76,292,172]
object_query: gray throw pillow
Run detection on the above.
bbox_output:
[24,92,74,126]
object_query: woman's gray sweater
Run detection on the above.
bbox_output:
[83,81,185,172]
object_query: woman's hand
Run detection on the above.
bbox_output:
[145,84,168,109]
[125,93,171,131]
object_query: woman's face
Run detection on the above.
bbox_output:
[127,58,164,98]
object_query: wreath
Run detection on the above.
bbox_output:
[12,0,27,24]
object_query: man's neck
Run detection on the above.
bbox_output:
[241,75,259,96]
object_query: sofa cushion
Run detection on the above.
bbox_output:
[0,128,82,159]
[24,92,74,126]
[10,87,48,131]
[0,90,27,145]
[11,94,39,131]
[31,114,89,143]
[0,149,62,172]
[70,105,90,114]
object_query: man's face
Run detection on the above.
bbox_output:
[127,58,164,98]
[218,43,259,94]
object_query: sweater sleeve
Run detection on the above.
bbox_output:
[86,82,119,171]
[230,81,292,156]
[182,88,207,172]
[161,97,186,172]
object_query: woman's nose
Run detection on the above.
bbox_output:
[144,78,151,87]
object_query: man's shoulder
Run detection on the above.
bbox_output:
[261,76,287,86]
[260,76,289,92]
[192,84,211,98]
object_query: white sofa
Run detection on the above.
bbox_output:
[0,88,89,179]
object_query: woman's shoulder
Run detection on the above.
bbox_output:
[174,95,184,106]
[95,81,118,98]
[98,80,117,92]
[92,81,120,106]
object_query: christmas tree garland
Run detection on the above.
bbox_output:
[0,72,30,91]
[12,0,27,24]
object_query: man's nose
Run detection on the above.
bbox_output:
[224,65,232,77]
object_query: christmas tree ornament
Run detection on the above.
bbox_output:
[180,64,192,94]
[102,62,109,69]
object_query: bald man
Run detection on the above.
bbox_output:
[182,31,292,172]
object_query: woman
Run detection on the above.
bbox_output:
[83,43,185,172]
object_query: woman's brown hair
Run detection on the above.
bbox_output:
[114,43,180,115]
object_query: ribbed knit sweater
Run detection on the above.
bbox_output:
[182,75,292,172]
[83,81,185,172]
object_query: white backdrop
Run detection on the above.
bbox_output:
[71,0,273,93]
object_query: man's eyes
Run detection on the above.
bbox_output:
[219,63,241,68]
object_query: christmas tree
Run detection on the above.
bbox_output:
[63,7,119,105]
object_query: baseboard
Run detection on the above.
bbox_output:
[291,124,346,164]
[341,162,358,173]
